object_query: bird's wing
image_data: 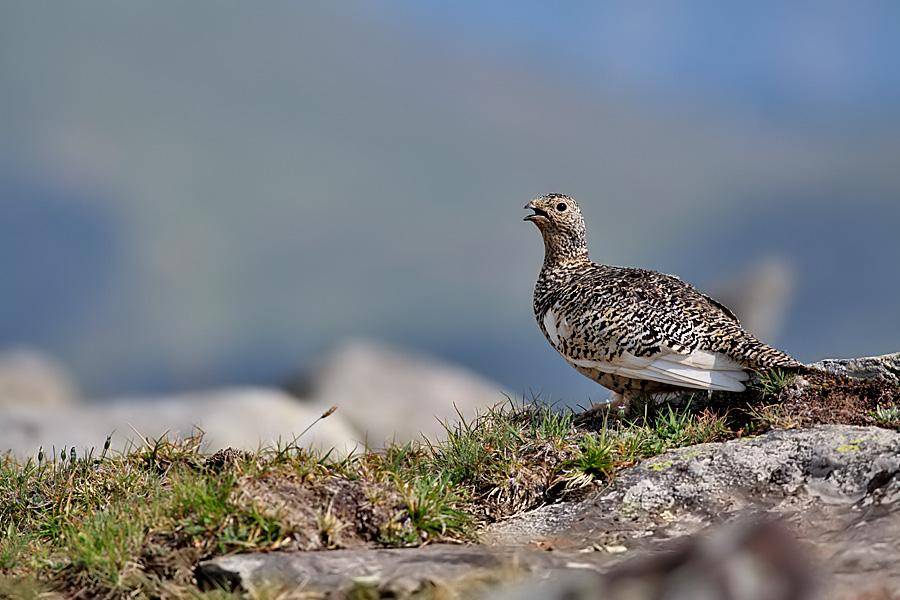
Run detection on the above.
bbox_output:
[541,267,758,391]
[567,349,750,392]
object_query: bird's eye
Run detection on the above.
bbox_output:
[556,202,567,212]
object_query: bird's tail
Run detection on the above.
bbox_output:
[726,331,806,371]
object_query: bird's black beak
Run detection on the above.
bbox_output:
[524,201,549,222]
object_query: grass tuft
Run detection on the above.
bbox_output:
[752,368,797,398]
[398,473,471,541]
[872,404,900,427]
[572,431,615,478]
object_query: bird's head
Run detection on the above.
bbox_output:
[524,193,589,263]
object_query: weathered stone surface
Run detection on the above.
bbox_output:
[198,426,900,599]
[0,387,361,458]
[198,526,819,599]
[812,352,900,385]
[196,545,587,596]
[491,519,818,600]
[301,339,506,446]
[487,425,900,599]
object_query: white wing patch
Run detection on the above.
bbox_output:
[570,348,748,392]
[543,308,560,346]
[542,306,572,349]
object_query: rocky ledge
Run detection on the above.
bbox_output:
[812,352,900,386]
[199,423,900,599]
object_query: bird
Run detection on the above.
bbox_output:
[524,193,804,410]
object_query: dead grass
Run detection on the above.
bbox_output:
[774,371,899,428]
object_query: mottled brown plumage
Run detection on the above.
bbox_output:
[525,193,803,408]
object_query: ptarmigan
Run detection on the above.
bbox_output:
[525,193,804,409]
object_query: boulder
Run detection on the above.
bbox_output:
[302,339,506,446]
[0,348,78,407]
[197,525,817,600]
[490,519,817,600]
[487,424,900,599]
[0,387,360,458]
[196,545,574,597]
[812,352,900,386]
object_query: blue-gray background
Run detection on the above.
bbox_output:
[2,2,898,402]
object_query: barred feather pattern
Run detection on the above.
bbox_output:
[526,193,803,401]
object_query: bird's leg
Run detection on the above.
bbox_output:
[612,390,649,418]
[621,389,656,419]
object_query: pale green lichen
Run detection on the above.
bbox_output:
[836,443,860,453]
[836,437,869,453]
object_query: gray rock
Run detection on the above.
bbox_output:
[303,339,506,446]
[198,426,900,599]
[0,349,78,407]
[197,545,589,597]
[491,519,817,600]
[0,338,507,457]
[487,425,900,599]
[0,387,361,458]
[194,521,829,600]
[812,352,900,385]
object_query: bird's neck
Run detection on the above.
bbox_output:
[542,235,589,269]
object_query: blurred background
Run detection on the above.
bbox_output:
[1,2,899,451]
